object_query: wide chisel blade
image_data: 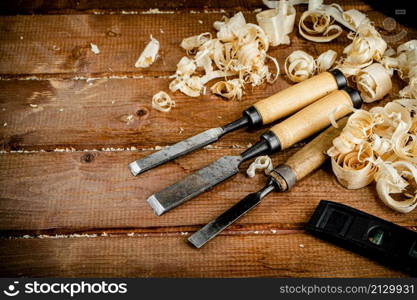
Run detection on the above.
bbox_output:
[128,127,224,176]
[147,156,242,216]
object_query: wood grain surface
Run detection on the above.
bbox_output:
[0,234,404,277]
[0,0,416,277]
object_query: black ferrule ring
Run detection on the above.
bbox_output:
[261,131,281,152]
[243,106,263,127]
[343,87,363,109]
[330,69,347,89]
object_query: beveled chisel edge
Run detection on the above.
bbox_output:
[188,231,209,248]
[128,161,142,176]
[147,194,165,216]
[128,127,225,176]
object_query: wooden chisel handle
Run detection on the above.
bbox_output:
[268,88,362,151]
[269,117,348,191]
[252,70,346,125]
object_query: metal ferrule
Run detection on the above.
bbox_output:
[269,164,297,192]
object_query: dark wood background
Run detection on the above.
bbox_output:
[0,0,416,277]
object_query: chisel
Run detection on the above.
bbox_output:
[188,117,348,248]
[128,70,346,176]
[148,87,362,216]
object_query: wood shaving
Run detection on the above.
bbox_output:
[283,48,337,82]
[356,63,392,103]
[152,91,175,112]
[342,9,369,30]
[328,100,417,213]
[299,10,343,43]
[338,23,387,76]
[246,155,273,177]
[284,50,316,82]
[396,40,417,98]
[180,33,211,55]
[256,1,296,46]
[135,35,160,68]
[316,49,337,72]
[211,79,244,100]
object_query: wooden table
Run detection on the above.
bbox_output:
[0,0,416,277]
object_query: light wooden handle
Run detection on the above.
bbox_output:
[253,72,339,124]
[285,117,348,181]
[270,89,354,150]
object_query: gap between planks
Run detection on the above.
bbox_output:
[0,72,172,81]
[1,225,304,240]
[0,142,307,154]
[2,224,417,240]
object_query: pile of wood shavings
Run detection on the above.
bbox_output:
[327,99,417,213]
[263,1,417,213]
[326,39,417,213]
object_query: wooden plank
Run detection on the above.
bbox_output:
[1,149,416,231]
[0,77,292,151]
[0,233,405,277]
[0,2,414,77]
[0,70,407,151]
[0,0,373,15]
[0,0,263,15]
[0,13,309,76]
[2,10,401,77]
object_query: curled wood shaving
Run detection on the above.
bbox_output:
[169,76,204,97]
[211,79,244,100]
[395,40,417,98]
[380,56,398,76]
[355,63,392,103]
[316,49,337,72]
[338,23,387,76]
[375,160,417,213]
[331,144,377,189]
[135,35,160,68]
[283,49,336,83]
[284,50,316,82]
[246,155,273,178]
[152,91,175,112]
[256,1,296,46]
[298,10,343,43]
[328,100,417,213]
[342,9,369,31]
[180,33,212,55]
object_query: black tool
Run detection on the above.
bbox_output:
[307,200,417,276]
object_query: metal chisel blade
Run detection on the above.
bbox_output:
[147,156,242,216]
[188,192,262,248]
[128,127,224,176]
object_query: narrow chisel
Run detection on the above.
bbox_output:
[188,117,348,248]
[147,88,362,216]
[128,70,346,176]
